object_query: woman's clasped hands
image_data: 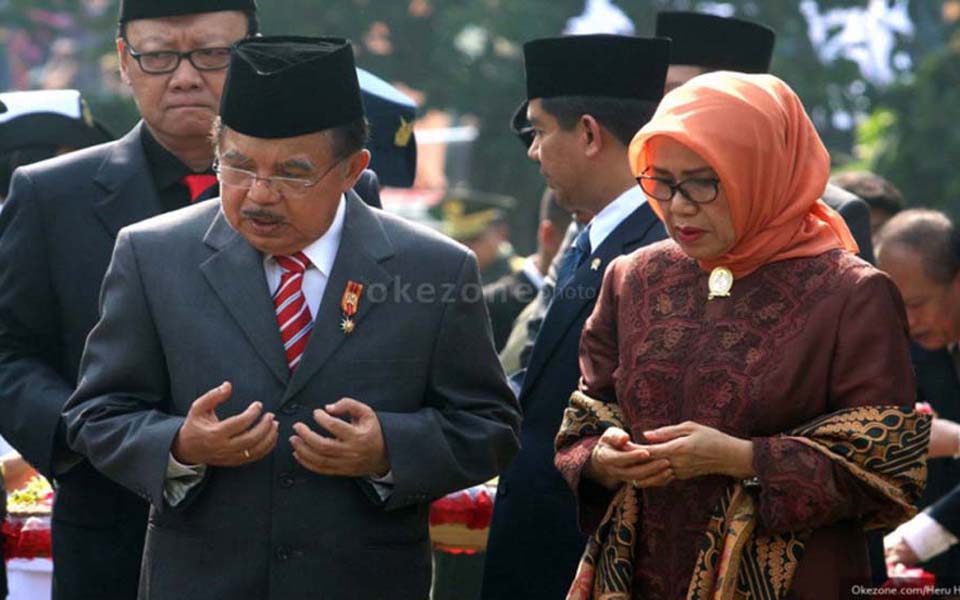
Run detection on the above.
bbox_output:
[586,421,756,490]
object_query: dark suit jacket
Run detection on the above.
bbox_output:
[0,123,161,599]
[0,121,385,600]
[822,183,875,265]
[911,345,960,574]
[931,484,960,539]
[63,194,520,600]
[482,204,667,600]
[483,265,539,352]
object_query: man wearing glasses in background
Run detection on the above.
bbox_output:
[0,2,258,598]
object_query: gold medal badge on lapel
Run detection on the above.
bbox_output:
[340,281,364,334]
[708,267,734,300]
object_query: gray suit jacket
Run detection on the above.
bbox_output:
[64,194,520,600]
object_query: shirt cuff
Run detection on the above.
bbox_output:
[367,470,394,501]
[164,454,207,507]
[893,511,960,562]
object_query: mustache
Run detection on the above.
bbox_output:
[241,209,286,224]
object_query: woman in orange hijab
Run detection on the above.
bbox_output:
[554,72,929,599]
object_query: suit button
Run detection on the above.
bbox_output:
[275,547,289,562]
[279,473,295,488]
[280,403,302,416]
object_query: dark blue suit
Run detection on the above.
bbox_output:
[482,203,666,599]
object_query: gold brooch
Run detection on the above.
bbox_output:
[708,267,734,300]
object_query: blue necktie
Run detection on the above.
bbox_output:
[555,224,592,290]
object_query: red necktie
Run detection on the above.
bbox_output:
[179,174,218,203]
[273,253,313,372]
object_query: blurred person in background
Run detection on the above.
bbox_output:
[432,188,523,284]
[492,187,572,361]
[876,209,960,579]
[0,89,113,205]
[831,170,905,243]
[655,10,875,264]
[0,2,260,598]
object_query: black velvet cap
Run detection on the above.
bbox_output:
[655,11,775,73]
[523,35,670,102]
[220,36,365,139]
[119,0,256,23]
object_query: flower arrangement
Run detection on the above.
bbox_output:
[4,475,53,560]
[7,475,53,516]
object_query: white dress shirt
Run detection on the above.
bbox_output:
[887,510,959,563]
[587,185,647,252]
[262,195,345,317]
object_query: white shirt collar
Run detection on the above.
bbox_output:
[263,194,346,275]
[587,185,646,252]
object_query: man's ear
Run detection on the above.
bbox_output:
[117,38,131,86]
[340,149,372,192]
[579,114,603,158]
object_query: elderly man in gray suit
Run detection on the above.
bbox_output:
[64,37,520,600]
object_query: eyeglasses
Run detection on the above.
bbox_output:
[636,175,721,205]
[124,41,232,74]
[214,159,344,197]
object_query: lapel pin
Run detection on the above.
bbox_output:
[340,281,364,335]
[590,258,602,271]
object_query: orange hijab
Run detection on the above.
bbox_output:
[628,71,857,279]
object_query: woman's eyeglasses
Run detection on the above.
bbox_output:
[636,175,721,205]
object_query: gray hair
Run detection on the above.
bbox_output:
[876,209,960,284]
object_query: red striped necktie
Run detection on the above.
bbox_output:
[273,252,313,372]
[179,174,218,203]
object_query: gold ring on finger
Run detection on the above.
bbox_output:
[243,449,251,459]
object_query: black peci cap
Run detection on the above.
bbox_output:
[523,35,671,102]
[220,36,365,140]
[513,35,669,149]
[655,11,775,73]
[119,0,257,23]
